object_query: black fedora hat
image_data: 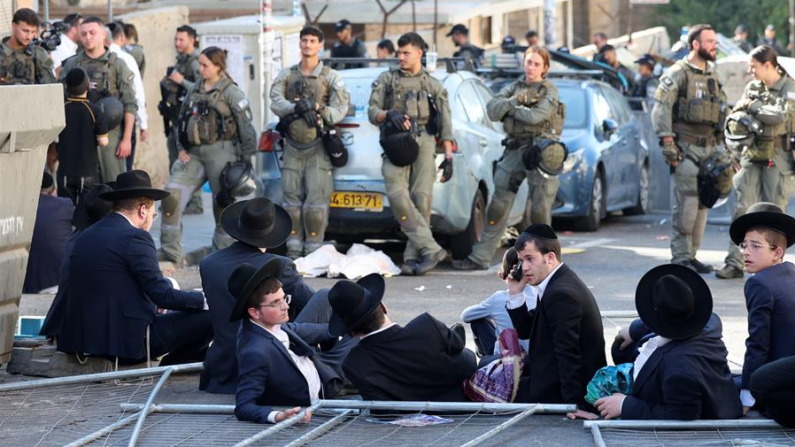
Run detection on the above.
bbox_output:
[635,264,713,340]
[729,202,795,248]
[99,170,170,201]
[220,198,292,249]
[228,258,283,322]
[72,184,114,230]
[328,273,386,337]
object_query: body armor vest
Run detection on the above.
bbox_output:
[385,69,436,126]
[747,81,788,138]
[184,77,238,147]
[504,80,565,139]
[281,65,331,146]
[672,61,724,137]
[160,53,199,121]
[0,43,37,85]
[82,52,120,101]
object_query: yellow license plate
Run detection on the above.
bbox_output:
[330,191,383,211]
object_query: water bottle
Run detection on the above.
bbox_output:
[355,85,365,118]
[680,26,688,43]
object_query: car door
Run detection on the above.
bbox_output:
[590,86,622,206]
[602,86,640,205]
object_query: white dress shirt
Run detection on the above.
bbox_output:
[51,35,78,69]
[633,335,671,381]
[507,262,564,310]
[109,43,148,130]
[361,322,398,340]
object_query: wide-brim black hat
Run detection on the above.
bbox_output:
[228,258,283,322]
[328,273,386,337]
[729,203,795,248]
[220,198,292,249]
[99,170,169,201]
[635,264,712,340]
[72,184,114,230]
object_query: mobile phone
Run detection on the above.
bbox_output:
[512,260,523,281]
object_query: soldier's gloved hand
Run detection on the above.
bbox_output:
[438,157,453,183]
[386,110,409,130]
[746,99,763,115]
[662,139,682,166]
[293,98,314,116]
[302,109,319,128]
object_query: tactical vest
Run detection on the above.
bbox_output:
[0,43,37,85]
[184,77,238,147]
[160,53,200,121]
[81,52,120,101]
[747,81,788,139]
[672,61,724,136]
[281,65,331,145]
[384,69,437,127]
[504,80,566,139]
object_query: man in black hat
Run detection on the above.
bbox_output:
[448,24,483,68]
[727,202,795,416]
[506,224,606,416]
[199,197,333,394]
[329,19,368,69]
[230,259,352,424]
[41,184,114,339]
[632,54,658,99]
[56,170,213,365]
[599,264,741,420]
[327,274,476,402]
[23,172,75,294]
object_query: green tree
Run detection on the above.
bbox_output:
[660,0,789,50]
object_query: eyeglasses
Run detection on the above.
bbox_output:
[739,242,777,252]
[259,294,292,309]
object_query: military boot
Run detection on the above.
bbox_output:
[452,258,489,271]
[690,259,714,274]
[716,264,744,279]
[415,248,448,276]
[400,259,419,276]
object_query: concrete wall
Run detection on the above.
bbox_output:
[118,6,190,188]
[0,84,65,365]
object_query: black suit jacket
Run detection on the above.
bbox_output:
[741,262,795,389]
[342,313,477,402]
[622,314,743,420]
[23,194,74,293]
[40,232,80,338]
[235,319,341,424]
[57,213,204,359]
[199,241,316,394]
[508,264,606,407]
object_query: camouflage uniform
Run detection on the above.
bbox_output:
[368,67,454,264]
[159,75,257,263]
[0,37,56,85]
[123,43,146,78]
[60,49,138,183]
[270,62,350,258]
[467,78,564,267]
[722,76,795,270]
[651,58,726,265]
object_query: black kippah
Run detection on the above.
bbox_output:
[521,223,557,240]
[65,67,87,89]
[41,171,54,190]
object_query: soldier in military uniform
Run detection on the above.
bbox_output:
[448,24,483,68]
[717,45,795,279]
[454,46,566,271]
[369,32,454,276]
[0,8,55,85]
[651,24,726,273]
[60,17,137,184]
[270,26,350,259]
[159,25,204,215]
[159,47,256,264]
[329,20,368,70]
[121,23,145,78]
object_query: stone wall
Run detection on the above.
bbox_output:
[118,6,189,188]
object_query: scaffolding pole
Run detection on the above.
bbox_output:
[231,403,322,447]
[282,410,354,447]
[127,368,174,447]
[62,412,143,447]
[459,405,539,447]
[583,419,782,430]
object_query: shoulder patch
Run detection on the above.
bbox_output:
[126,73,135,83]
[237,98,250,109]
[787,91,795,101]
[371,80,379,89]
[335,79,346,90]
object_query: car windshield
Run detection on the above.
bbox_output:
[558,86,587,129]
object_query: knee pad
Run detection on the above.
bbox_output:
[303,205,328,241]
[388,191,419,230]
[412,191,432,220]
[283,204,302,238]
[486,195,512,227]
[162,189,182,226]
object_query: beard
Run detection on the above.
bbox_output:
[697,47,716,62]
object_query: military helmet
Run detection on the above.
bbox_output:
[97,96,124,131]
[697,151,735,209]
[215,161,261,209]
[286,118,321,149]
[724,110,758,158]
[522,139,568,177]
[379,119,419,167]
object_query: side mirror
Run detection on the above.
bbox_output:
[603,118,619,138]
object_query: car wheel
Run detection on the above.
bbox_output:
[574,171,605,232]
[624,162,649,215]
[450,189,486,260]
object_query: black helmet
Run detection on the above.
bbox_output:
[379,119,419,167]
[522,139,568,177]
[96,96,124,131]
[216,162,260,209]
[697,151,734,209]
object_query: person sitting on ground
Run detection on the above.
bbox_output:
[506,224,605,416]
[23,172,75,294]
[328,274,477,402]
[232,259,353,424]
[597,264,742,420]
[57,67,109,205]
[55,170,213,365]
[460,247,532,359]
[751,354,795,427]
[726,202,795,416]
[200,197,339,394]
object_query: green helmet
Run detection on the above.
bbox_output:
[286,118,321,148]
[522,139,568,177]
[724,111,758,157]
